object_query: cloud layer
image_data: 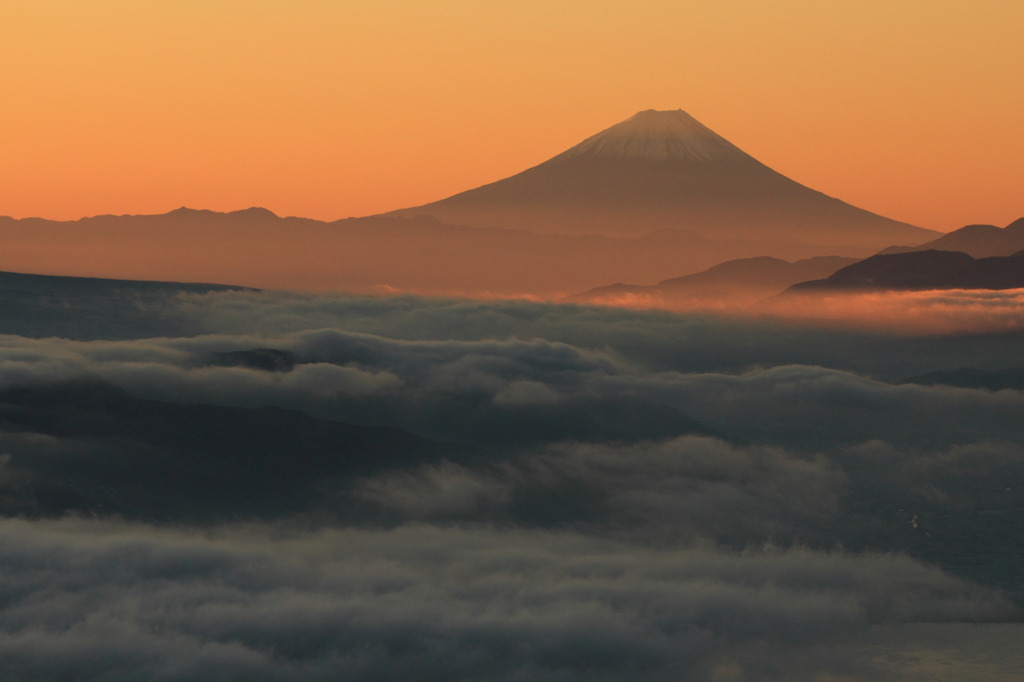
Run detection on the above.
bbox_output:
[0,519,1015,682]
[2,290,1023,679]
[3,327,1023,448]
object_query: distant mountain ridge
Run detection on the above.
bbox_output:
[0,208,877,297]
[567,255,859,307]
[879,218,1024,258]
[386,109,939,248]
[0,111,947,296]
[786,249,1024,293]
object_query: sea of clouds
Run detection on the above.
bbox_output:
[1,290,1022,680]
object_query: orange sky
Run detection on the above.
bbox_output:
[1,0,1021,232]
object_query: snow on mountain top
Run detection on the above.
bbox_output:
[556,109,749,162]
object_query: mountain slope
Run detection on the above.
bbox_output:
[386,109,939,248]
[786,249,1024,292]
[879,218,1024,258]
[567,255,859,307]
[0,269,248,340]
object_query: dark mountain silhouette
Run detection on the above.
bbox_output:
[0,269,246,295]
[385,109,938,248]
[786,249,1024,293]
[0,269,249,340]
[0,209,877,298]
[567,255,859,307]
[879,218,1024,258]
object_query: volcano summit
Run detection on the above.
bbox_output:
[387,109,939,249]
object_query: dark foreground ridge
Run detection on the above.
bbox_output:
[785,249,1024,293]
[0,269,252,340]
[0,269,248,293]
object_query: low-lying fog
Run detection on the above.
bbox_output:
[1,289,1022,681]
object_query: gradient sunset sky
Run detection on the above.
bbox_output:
[2,0,1021,232]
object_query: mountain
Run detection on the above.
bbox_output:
[879,218,1024,258]
[0,209,876,298]
[785,249,1024,293]
[0,269,245,295]
[0,269,249,340]
[566,255,859,308]
[0,112,939,297]
[385,109,939,248]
